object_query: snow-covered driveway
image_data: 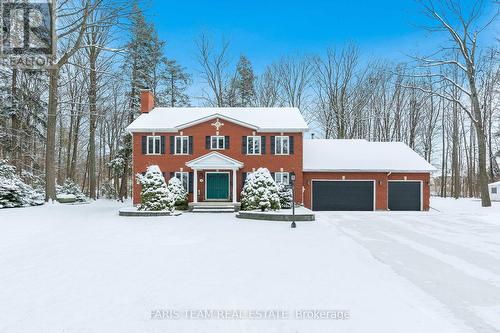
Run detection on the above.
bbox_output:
[0,198,499,332]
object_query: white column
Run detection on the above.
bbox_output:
[232,169,237,203]
[193,169,198,203]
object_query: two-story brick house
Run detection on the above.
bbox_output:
[127,90,435,211]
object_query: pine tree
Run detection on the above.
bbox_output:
[234,55,256,106]
[241,168,281,211]
[136,165,174,212]
[56,179,86,202]
[159,59,191,107]
[0,160,44,208]
[277,183,293,209]
[167,177,188,208]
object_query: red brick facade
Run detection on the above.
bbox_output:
[132,118,303,205]
[302,172,430,211]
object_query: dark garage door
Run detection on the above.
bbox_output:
[312,181,374,211]
[388,182,421,211]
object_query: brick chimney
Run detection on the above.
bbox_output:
[140,89,154,113]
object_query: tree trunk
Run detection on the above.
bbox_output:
[88,52,98,200]
[45,67,59,201]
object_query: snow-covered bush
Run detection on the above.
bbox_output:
[241,167,281,211]
[0,160,44,209]
[277,183,293,209]
[167,177,188,209]
[100,180,117,199]
[56,179,86,202]
[136,165,175,212]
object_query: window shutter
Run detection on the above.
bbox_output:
[189,136,194,154]
[261,136,266,154]
[189,172,194,193]
[170,136,175,154]
[270,136,275,154]
[271,172,275,181]
[289,136,294,154]
[225,136,230,149]
[141,136,147,154]
[242,136,247,154]
[290,172,295,184]
[205,136,210,149]
[242,172,247,188]
[162,172,166,180]
[160,136,166,154]
[170,172,175,179]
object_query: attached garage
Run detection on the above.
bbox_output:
[312,180,374,211]
[388,181,422,211]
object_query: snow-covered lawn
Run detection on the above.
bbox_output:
[0,198,499,333]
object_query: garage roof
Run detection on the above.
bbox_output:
[126,107,309,133]
[303,139,436,173]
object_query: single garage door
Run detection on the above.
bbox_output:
[388,181,421,211]
[312,181,374,211]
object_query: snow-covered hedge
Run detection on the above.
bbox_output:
[136,165,175,212]
[277,183,293,209]
[56,179,86,202]
[167,177,188,209]
[0,160,44,209]
[241,167,281,211]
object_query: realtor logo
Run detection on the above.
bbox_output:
[1,0,55,68]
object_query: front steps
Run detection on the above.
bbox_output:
[189,202,241,213]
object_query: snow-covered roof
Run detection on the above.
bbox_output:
[303,139,436,173]
[126,107,309,133]
[489,181,500,187]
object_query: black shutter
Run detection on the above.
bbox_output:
[189,136,193,154]
[271,172,275,181]
[162,172,166,180]
[242,136,247,154]
[170,172,175,179]
[289,136,294,154]
[189,172,194,193]
[290,172,295,184]
[270,136,275,155]
[261,136,266,154]
[141,136,147,154]
[160,136,166,154]
[225,136,230,149]
[205,136,210,149]
[170,136,175,154]
[242,172,247,188]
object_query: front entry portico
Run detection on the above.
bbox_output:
[186,152,244,203]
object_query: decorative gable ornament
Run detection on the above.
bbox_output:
[211,118,224,132]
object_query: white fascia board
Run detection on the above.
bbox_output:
[302,169,436,173]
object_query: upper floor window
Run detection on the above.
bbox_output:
[175,136,189,154]
[175,172,189,192]
[247,136,261,155]
[275,172,289,185]
[492,187,498,194]
[275,136,289,155]
[211,136,225,150]
[147,136,161,155]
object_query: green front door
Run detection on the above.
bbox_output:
[206,173,229,200]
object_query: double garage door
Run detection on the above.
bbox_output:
[312,180,421,211]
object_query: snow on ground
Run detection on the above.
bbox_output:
[0,198,499,333]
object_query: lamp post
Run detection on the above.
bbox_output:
[290,173,296,228]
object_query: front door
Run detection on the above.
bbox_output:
[206,173,229,200]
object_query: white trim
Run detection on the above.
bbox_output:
[310,179,376,211]
[177,113,259,131]
[205,171,231,201]
[275,172,290,185]
[146,135,161,155]
[387,180,423,211]
[246,136,262,155]
[210,135,226,150]
[303,169,435,173]
[174,135,189,155]
[174,171,190,192]
[186,151,244,170]
[274,136,290,155]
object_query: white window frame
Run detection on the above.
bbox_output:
[147,135,161,155]
[275,136,289,155]
[492,187,498,194]
[175,172,189,192]
[275,172,290,185]
[175,136,189,155]
[246,136,261,155]
[210,135,225,150]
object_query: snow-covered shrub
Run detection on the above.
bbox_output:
[167,177,188,209]
[56,179,86,202]
[136,165,175,212]
[240,167,281,211]
[0,160,44,208]
[277,183,293,209]
[100,180,117,199]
